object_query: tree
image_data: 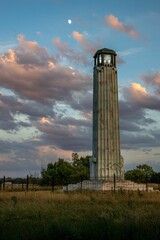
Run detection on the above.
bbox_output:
[41,163,55,185]
[150,172,160,183]
[125,169,144,183]
[53,159,74,185]
[136,164,155,182]
[72,153,90,183]
[41,153,90,185]
[125,164,155,183]
[41,159,74,185]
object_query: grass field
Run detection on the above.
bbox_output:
[0,190,160,240]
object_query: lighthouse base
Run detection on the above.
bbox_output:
[63,179,153,192]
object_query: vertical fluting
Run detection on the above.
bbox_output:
[102,68,105,178]
[104,65,107,178]
[111,67,115,174]
[114,69,119,175]
[115,69,121,176]
[108,65,113,177]
[106,65,110,178]
[100,69,102,178]
[92,48,123,180]
[97,69,100,178]
[93,67,98,179]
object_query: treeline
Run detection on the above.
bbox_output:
[0,176,41,185]
[125,164,160,183]
[41,154,160,185]
[1,153,160,186]
[0,153,90,187]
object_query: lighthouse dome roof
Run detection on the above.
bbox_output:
[94,48,116,58]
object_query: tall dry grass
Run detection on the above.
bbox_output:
[0,190,160,240]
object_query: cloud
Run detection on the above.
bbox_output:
[123,82,160,110]
[72,31,100,53]
[53,34,124,66]
[53,37,88,65]
[119,100,155,132]
[141,71,160,88]
[0,137,76,177]
[106,15,139,39]
[1,34,160,176]
[39,117,51,125]
[36,120,92,152]
[0,94,31,130]
[0,36,91,103]
[118,47,143,57]
[0,43,17,53]
[120,131,158,150]
[16,34,54,67]
[36,32,42,36]
[116,56,125,64]
[119,80,160,150]
[0,139,46,177]
[0,35,94,169]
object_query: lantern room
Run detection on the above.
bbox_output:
[93,48,117,67]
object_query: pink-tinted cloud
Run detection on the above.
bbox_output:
[16,34,53,67]
[123,83,147,102]
[140,71,160,97]
[106,15,139,39]
[1,34,160,177]
[72,31,100,53]
[53,37,88,65]
[54,34,124,65]
[141,71,160,87]
[117,56,125,64]
[0,36,91,103]
[53,37,68,52]
[35,117,91,151]
[123,82,160,110]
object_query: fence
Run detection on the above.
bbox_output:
[64,176,160,192]
[0,175,62,192]
[1,175,160,192]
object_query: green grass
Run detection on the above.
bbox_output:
[0,191,160,240]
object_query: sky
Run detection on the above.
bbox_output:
[0,0,160,177]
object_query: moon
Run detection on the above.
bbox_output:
[68,19,72,24]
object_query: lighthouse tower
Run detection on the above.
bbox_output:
[90,48,124,180]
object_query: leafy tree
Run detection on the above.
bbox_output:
[150,172,160,183]
[41,159,74,185]
[136,164,155,182]
[125,169,143,183]
[125,164,155,183]
[41,163,54,185]
[53,159,74,185]
[41,153,90,185]
[72,153,90,183]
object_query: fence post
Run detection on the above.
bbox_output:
[80,176,83,189]
[146,175,148,192]
[51,176,55,192]
[26,175,29,192]
[114,174,116,193]
[3,176,5,191]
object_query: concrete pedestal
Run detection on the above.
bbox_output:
[64,180,153,191]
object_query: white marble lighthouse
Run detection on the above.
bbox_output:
[64,48,151,191]
[90,48,124,180]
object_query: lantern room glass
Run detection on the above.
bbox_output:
[99,54,102,64]
[104,54,111,64]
